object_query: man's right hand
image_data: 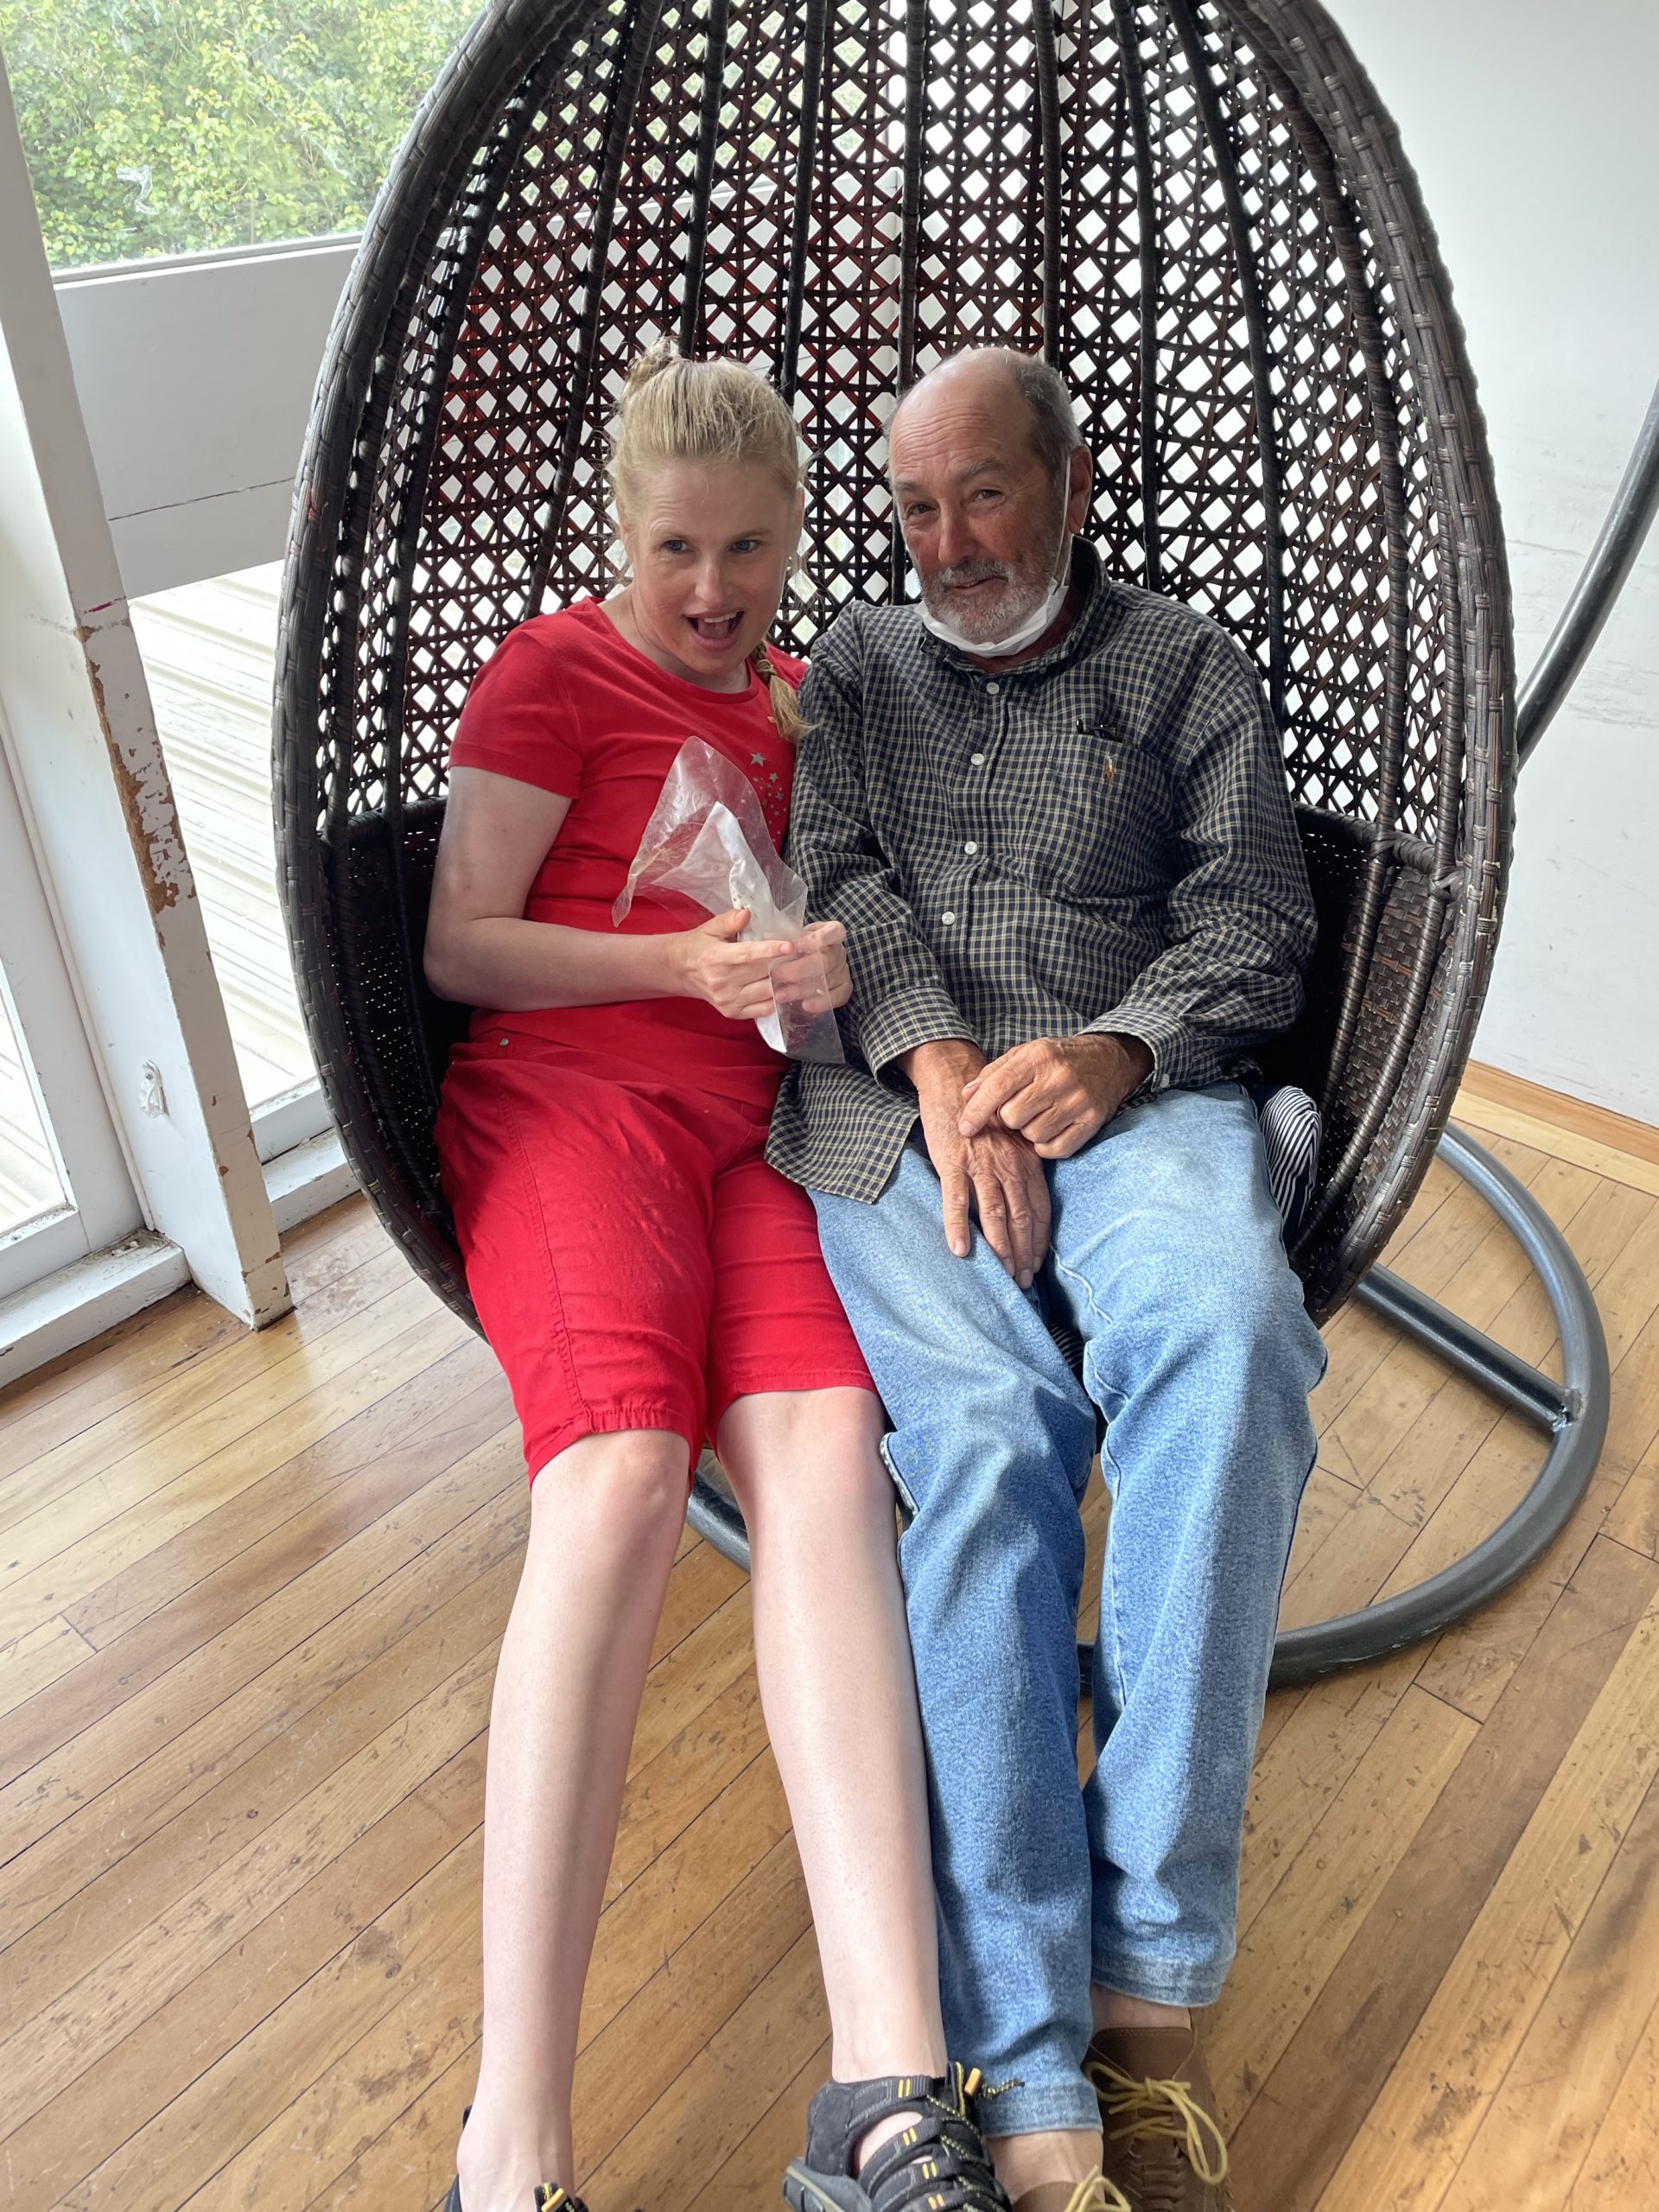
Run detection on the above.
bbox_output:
[899,1039,1052,1288]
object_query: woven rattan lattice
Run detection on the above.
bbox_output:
[273,0,1513,1343]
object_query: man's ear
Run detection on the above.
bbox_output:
[1065,445,1094,535]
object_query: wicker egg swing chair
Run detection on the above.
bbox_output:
[276,0,1659,1688]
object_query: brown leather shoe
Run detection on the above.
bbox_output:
[1084,2025,1233,2212]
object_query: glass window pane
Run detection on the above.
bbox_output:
[130,564,318,1113]
[0,980,69,1239]
[2,1,480,272]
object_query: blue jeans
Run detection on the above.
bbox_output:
[810,1084,1325,2137]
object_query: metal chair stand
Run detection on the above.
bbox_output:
[1272,1123,1609,1686]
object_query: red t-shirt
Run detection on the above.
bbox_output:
[446,597,804,1106]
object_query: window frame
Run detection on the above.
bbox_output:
[0,702,144,1303]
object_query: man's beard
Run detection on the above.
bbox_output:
[920,499,1068,645]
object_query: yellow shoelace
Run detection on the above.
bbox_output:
[1065,2174,1134,2212]
[1084,2056,1230,2189]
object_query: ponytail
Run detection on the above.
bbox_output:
[751,639,808,745]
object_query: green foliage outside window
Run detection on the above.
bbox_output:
[0,1,482,270]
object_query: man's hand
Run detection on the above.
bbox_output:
[899,1039,1052,1287]
[957,1033,1154,1160]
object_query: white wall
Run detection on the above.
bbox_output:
[56,238,354,598]
[1329,0,1659,1127]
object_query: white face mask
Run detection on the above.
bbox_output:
[915,508,1072,658]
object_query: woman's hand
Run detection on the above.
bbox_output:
[770,918,852,1014]
[666,909,793,1020]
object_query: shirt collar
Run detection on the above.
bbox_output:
[911,538,1123,677]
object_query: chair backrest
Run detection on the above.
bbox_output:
[276,0,1513,1323]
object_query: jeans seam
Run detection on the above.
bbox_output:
[1099,1440,1128,1719]
[877,1430,918,1518]
[1051,1249,1128,1709]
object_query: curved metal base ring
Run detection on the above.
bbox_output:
[686,1123,1611,1694]
[1268,1123,1610,1686]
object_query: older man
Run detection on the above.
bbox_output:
[768,350,1325,2212]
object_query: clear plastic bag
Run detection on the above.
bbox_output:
[612,738,845,1064]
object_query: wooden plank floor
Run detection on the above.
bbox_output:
[3,1090,1659,2212]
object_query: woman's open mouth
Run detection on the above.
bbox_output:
[688,613,743,644]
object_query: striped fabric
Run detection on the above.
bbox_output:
[768,540,1318,1202]
[1253,1080,1324,1240]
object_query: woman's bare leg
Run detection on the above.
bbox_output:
[455,1427,689,2212]
[715,1387,947,2088]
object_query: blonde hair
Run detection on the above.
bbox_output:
[608,343,809,742]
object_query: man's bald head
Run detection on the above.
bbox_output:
[885,346,1093,656]
[889,347,1082,480]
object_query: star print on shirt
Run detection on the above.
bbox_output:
[751,752,768,766]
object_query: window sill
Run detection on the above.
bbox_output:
[264,1127,357,1232]
[0,1231,189,1389]
[0,1128,359,1386]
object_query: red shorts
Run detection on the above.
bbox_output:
[436,1034,875,1480]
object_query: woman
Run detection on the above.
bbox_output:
[425,349,1022,2212]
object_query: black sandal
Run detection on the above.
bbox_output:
[784,2064,1012,2212]
[443,2187,578,2212]
[442,2185,579,2202]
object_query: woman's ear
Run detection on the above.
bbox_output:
[612,509,636,584]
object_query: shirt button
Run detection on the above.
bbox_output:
[963,840,979,855]
[969,752,986,766]
[942,911,957,925]
[985,681,1001,696]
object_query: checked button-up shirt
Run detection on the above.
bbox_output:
[766,539,1318,1204]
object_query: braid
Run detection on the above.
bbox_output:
[751,639,807,744]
